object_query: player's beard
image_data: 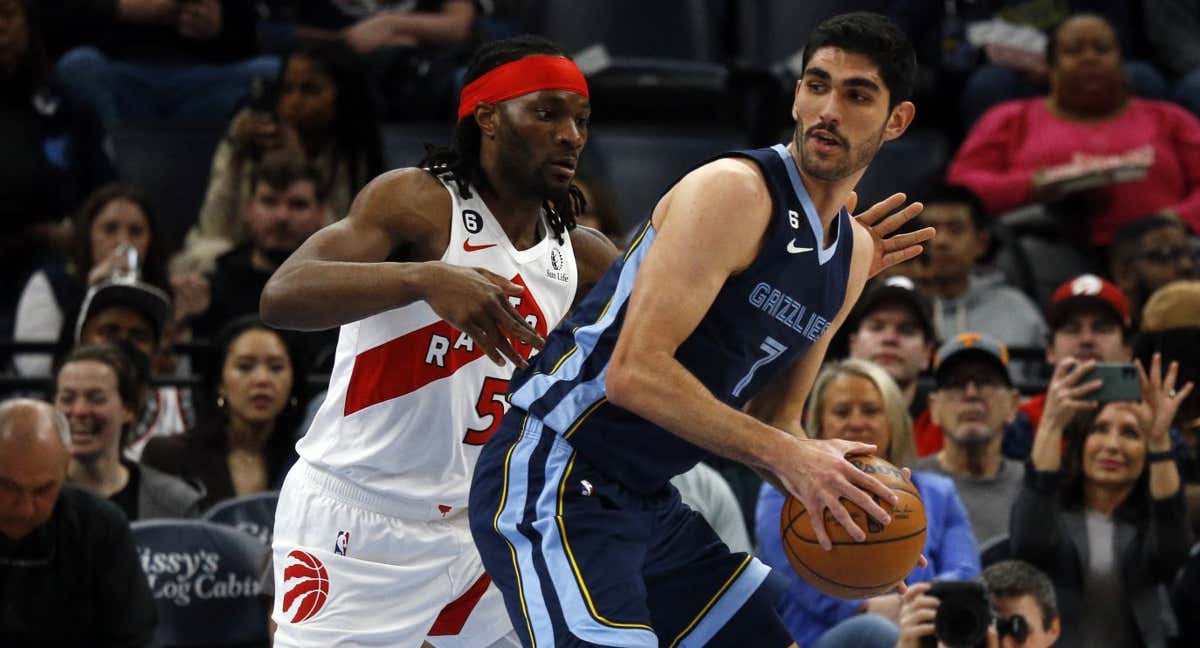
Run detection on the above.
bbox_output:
[494,118,571,209]
[795,119,886,182]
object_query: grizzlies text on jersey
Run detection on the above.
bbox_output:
[508,143,854,493]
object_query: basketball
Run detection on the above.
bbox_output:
[779,454,926,599]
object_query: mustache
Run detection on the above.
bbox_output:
[805,122,848,148]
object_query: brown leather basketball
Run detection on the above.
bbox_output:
[778,454,926,599]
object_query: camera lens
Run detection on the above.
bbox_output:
[935,598,990,647]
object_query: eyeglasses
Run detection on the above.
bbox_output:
[996,613,1031,643]
[1138,246,1195,266]
[938,376,1008,396]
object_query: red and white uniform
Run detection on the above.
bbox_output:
[272,174,577,647]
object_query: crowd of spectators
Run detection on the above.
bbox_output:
[2,1,1199,646]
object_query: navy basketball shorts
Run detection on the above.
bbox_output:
[469,410,793,647]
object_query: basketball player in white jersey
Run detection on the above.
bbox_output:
[259,36,618,647]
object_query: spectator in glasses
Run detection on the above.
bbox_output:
[914,332,1023,544]
[894,559,1061,648]
[0,398,156,645]
[1109,214,1197,324]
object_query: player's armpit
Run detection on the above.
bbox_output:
[567,225,620,306]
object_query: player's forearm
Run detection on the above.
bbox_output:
[606,352,789,471]
[260,260,432,331]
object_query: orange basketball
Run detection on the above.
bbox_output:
[779,454,926,599]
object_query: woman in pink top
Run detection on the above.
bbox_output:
[947,14,1200,246]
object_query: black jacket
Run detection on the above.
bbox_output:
[1010,465,1190,648]
[0,485,156,646]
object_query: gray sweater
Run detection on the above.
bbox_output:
[931,271,1048,350]
[137,463,205,520]
[913,455,1023,545]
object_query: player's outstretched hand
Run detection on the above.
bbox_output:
[847,191,934,278]
[770,436,898,551]
[422,262,545,367]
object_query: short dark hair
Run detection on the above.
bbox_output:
[919,183,988,232]
[801,12,917,109]
[250,153,326,204]
[1109,212,1187,269]
[982,560,1059,630]
[420,34,584,244]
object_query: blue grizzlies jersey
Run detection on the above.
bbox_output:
[508,144,854,493]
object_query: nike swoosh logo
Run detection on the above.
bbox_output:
[786,240,813,254]
[463,240,498,252]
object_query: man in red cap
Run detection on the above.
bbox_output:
[1003,274,1135,457]
[914,274,1134,461]
[259,35,618,647]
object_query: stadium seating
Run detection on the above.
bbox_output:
[991,205,1099,309]
[979,534,1012,568]
[131,520,269,647]
[381,122,455,170]
[524,0,733,124]
[855,129,949,210]
[107,122,226,249]
[202,491,280,547]
[585,126,750,232]
[735,0,891,75]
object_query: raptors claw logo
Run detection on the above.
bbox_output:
[282,550,330,624]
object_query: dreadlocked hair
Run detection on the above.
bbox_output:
[419,35,586,244]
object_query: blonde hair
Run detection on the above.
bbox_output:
[804,358,917,467]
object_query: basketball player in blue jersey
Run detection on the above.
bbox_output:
[468,13,935,648]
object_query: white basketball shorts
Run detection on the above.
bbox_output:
[271,461,513,647]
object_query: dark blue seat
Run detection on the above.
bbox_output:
[736,0,891,74]
[131,519,269,647]
[855,129,949,208]
[202,491,280,547]
[585,126,751,232]
[524,0,732,124]
[107,122,226,249]
[381,122,454,170]
[980,534,1012,568]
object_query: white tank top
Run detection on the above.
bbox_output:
[295,174,578,511]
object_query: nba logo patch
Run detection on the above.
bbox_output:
[334,531,350,556]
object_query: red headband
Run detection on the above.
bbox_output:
[457,55,589,121]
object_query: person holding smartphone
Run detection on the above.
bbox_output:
[173,39,384,275]
[1010,353,1192,648]
[1001,274,1135,460]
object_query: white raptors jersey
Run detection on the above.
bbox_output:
[295,174,578,510]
